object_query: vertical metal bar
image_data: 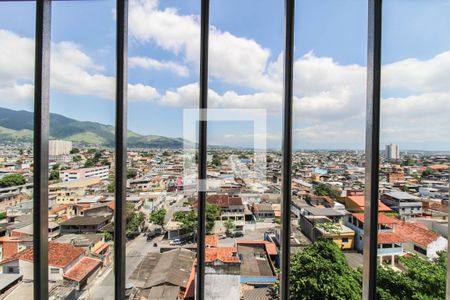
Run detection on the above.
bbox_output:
[446,172,450,298]
[363,0,382,299]
[280,0,295,299]
[196,0,209,299]
[33,0,51,299]
[114,0,128,299]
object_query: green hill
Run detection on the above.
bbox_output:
[0,107,185,148]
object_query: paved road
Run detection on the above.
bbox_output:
[164,194,185,223]
[80,234,161,300]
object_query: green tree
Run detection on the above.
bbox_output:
[422,167,436,177]
[224,219,235,234]
[314,183,341,199]
[73,155,81,162]
[127,169,138,179]
[49,170,59,181]
[84,159,95,168]
[101,159,110,166]
[206,203,219,234]
[173,210,197,234]
[52,163,60,171]
[107,182,114,193]
[211,154,221,166]
[0,174,26,188]
[0,212,6,220]
[282,239,362,300]
[70,148,80,154]
[149,208,166,227]
[103,232,113,242]
[162,151,170,156]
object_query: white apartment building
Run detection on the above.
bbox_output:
[49,140,72,156]
[60,166,109,182]
[385,143,400,160]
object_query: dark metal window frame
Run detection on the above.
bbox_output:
[19,0,442,299]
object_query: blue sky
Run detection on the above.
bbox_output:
[0,0,449,150]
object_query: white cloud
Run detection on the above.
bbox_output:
[129,56,189,76]
[0,29,159,107]
[128,0,277,91]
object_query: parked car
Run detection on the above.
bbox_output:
[219,234,227,240]
[232,231,244,238]
[170,239,182,246]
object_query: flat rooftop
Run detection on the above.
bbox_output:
[238,244,274,277]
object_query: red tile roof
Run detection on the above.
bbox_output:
[352,213,399,225]
[64,257,102,282]
[193,195,243,208]
[377,232,405,245]
[205,235,218,248]
[236,240,278,256]
[17,242,85,268]
[395,222,440,248]
[205,247,240,263]
[347,196,392,212]
[91,241,109,255]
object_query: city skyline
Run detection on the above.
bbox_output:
[0,0,449,150]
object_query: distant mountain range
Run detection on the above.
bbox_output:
[0,107,186,148]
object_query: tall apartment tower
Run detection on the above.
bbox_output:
[385,143,400,160]
[49,140,73,156]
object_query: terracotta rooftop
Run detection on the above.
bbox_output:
[14,242,84,268]
[347,196,392,212]
[395,222,440,248]
[377,232,405,245]
[205,247,240,263]
[195,194,243,208]
[352,213,399,225]
[64,257,102,282]
[236,240,278,256]
[205,235,218,248]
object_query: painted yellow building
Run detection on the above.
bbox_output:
[49,178,102,205]
[315,222,355,250]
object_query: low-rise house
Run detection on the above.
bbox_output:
[193,194,245,221]
[381,191,422,219]
[10,222,60,240]
[338,195,392,213]
[60,216,111,234]
[236,241,277,287]
[252,203,275,220]
[205,246,240,275]
[0,192,28,213]
[0,242,85,281]
[395,221,447,259]
[346,213,404,265]
[0,236,32,261]
[129,248,195,299]
[49,178,102,205]
[63,256,103,290]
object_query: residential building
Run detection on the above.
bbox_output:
[385,143,400,160]
[252,203,275,220]
[381,191,423,219]
[59,216,111,234]
[49,178,102,205]
[0,242,85,281]
[49,140,72,159]
[346,213,404,265]
[60,166,109,182]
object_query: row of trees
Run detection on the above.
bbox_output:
[276,239,446,300]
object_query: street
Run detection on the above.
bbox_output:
[80,234,161,300]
